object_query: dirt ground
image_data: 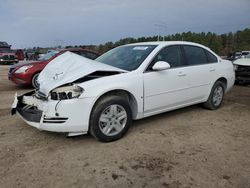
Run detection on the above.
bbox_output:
[0,65,250,188]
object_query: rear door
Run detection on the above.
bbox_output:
[181,45,218,101]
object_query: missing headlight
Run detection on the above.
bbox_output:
[50,85,84,100]
[233,65,238,71]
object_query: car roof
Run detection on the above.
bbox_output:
[127,40,208,47]
[125,41,214,53]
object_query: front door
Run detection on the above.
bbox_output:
[143,45,190,116]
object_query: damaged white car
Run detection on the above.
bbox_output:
[12,42,235,142]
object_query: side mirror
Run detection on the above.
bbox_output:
[152,61,170,71]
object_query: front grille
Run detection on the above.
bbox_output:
[9,55,15,60]
[2,55,16,60]
[2,55,8,60]
[237,65,250,71]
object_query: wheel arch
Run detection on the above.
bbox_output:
[216,77,227,90]
[31,71,41,88]
[31,71,41,81]
[205,77,228,102]
[203,77,227,110]
[91,89,139,120]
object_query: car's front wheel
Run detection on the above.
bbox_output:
[203,81,225,110]
[89,95,132,142]
[31,73,40,88]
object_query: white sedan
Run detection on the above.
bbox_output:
[12,41,235,142]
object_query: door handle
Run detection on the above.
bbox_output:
[178,72,186,77]
[209,67,216,72]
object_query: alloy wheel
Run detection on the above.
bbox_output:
[99,104,127,136]
[212,86,223,107]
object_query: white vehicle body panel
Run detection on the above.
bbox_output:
[233,58,250,66]
[144,64,212,115]
[13,41,235,135]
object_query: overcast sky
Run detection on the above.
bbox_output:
[0,0,249,48]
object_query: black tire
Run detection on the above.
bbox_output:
[89,95,132,142]
[203,81,225,110]
[31,73,40,88]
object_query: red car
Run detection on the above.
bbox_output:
[0,50,18,65]
[8,48,100,88]
[0,41,18,65]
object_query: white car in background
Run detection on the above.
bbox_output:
[12,41,235,142]
[241,51,250,58]
[233,54,250,84]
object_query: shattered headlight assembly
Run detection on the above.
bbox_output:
[15,65,33,73]
[233,64,238,71]
[50,85,84,100]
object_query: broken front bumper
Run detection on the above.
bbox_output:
[11,91,42,129]
[11,91,93,134]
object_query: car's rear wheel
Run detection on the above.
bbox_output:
[203,81,225,110]
[89,95,132,142]
[31,73,40,88]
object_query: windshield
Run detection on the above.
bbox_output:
[245,54,250,59]
[38,51,59,61]
[96,45,157,71]
[0,49,13,53]
[242,52,249,56]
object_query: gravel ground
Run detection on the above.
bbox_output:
[0,65,250,188]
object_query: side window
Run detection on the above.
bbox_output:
[183,45,208,65]
[148,45,183,70]
[206,50,217,63]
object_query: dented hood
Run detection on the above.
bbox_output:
[38,51,125,96]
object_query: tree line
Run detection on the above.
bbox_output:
[65,28,249,56]
[28,28,250,57]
